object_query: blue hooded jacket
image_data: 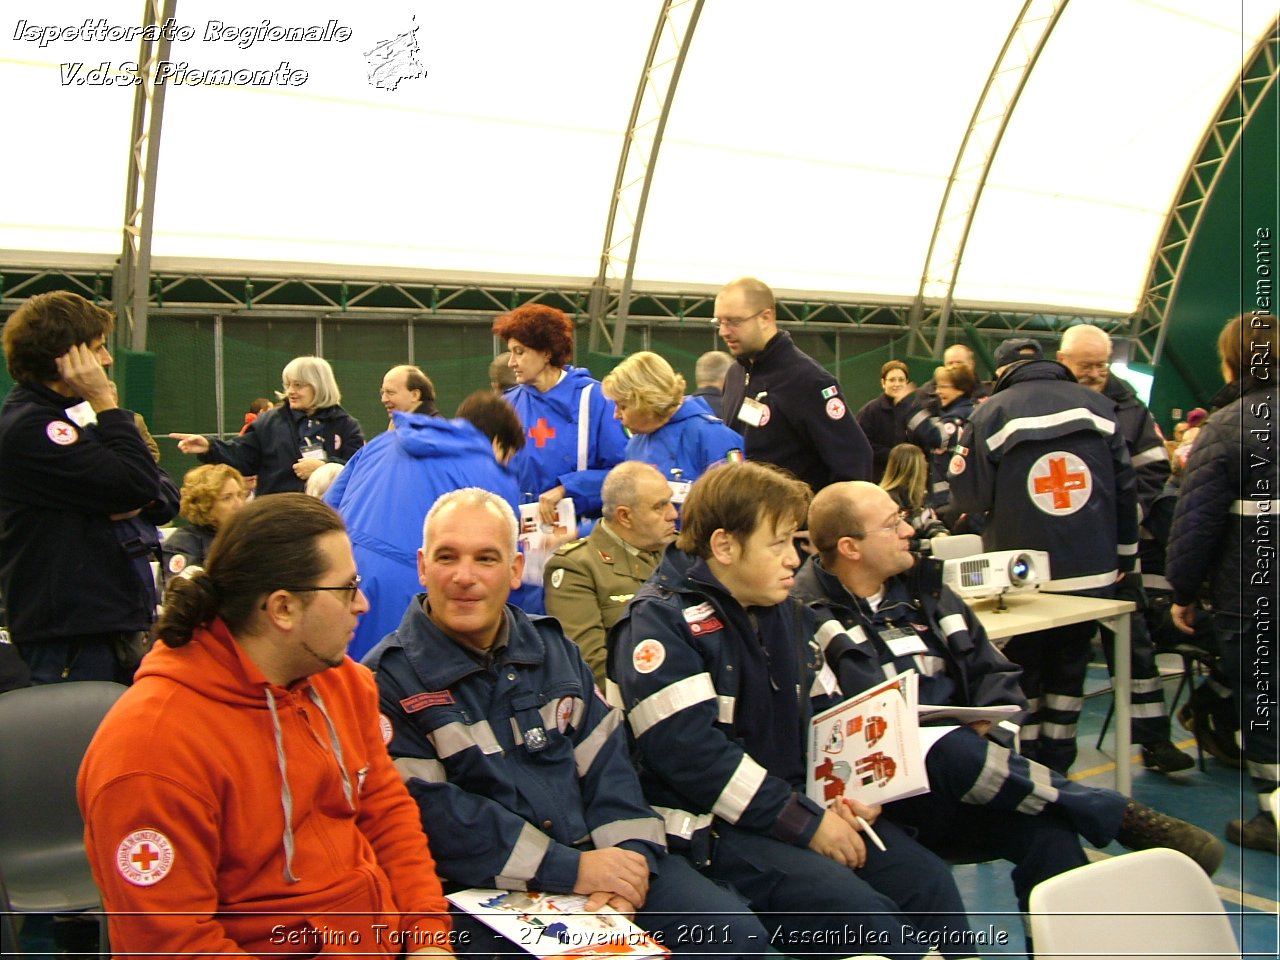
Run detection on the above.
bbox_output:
[504,366,628,519]
[624,395,743,486]
[326,411,523,660]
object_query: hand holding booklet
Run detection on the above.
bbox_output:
[446,888,669,960]
[807,670,1021,808]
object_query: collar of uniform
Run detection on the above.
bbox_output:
[402,601,539,689]
[737,328,793,368]
[597,519,657,567]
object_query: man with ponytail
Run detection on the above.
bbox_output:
[78,494,455,956]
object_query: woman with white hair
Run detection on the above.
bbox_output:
[171,355,364,496]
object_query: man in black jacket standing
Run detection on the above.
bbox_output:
[717,277,872,491]
[1057,323,1193,774]
[0,291,178,683]
[1168,312,1280,852]
[949,338,1139,774]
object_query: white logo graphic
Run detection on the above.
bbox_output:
[1027,451,1092,515]
[631,639,666,674]
[365,16,427,91]
[116,829,175,886]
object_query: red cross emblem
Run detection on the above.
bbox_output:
[46,420,77,445]
[632,638,665,674]
[1027,451,1092,515]
[131,843,159,871]
[529,418,557,448]
[116,829,174,886]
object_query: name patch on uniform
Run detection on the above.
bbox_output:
[116,829,175,886]
[46,420,78,446]
[688,616,723,636]
[683,602,716,623]
[400,690,455,713]
[632,639,666,674]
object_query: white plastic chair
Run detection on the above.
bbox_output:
[1028,848,1239,960]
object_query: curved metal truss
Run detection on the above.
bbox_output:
[586,0,703,355]
[0,261,1125,345]
[1129,17,1280,365]
[907,0,1069,359]
[114,0,177,352]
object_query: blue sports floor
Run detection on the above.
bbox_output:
[954,653,1279,958]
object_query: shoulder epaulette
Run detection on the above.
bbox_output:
[553,538,588,556]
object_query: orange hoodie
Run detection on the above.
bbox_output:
[78,618,452,956]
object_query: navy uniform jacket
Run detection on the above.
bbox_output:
[721,331,872,491]
[609,547,830,861]
[791,558,1027,746]
[0,383,178,642]
[366,599,666,893]
[948,360,1138,596]
[200,403,364,496]
[1101,374,1170,521]
[906,394,975,507]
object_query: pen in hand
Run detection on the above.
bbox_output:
[854,814,887,852]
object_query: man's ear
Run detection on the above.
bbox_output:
[613,504,633,531]
[708,528,736,565]
[509,550,526,590]
[261,590,299,630]
[836,534,862,564]
[417,548,428,588]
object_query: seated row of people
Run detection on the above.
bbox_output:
[79,468,1226,957]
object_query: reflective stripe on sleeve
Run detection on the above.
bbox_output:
[627,673,717,738]
[494,822,552,888]
[394,756,446,784]
[712,754,768,824]
[591,817,666,851]
[938,613,967,638]
[652,805,714,840]
[574,708,623,777]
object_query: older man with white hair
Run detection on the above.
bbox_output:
[1057,324,1191,774]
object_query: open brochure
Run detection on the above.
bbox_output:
[519,499,577,587]
[807,671,929,806]
[446,888,669,960]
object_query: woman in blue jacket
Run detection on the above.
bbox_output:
[493,304,627,525]
[601,351,743,505]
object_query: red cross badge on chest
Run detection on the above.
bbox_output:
[529,418,557,448]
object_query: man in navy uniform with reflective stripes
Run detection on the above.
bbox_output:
[948,337,1139,774]
[611,461,975,960]
[1056,324,1193,773]
[792,480,1222,909]
[367,488,768,959]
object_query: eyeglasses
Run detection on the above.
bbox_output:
[1063,357,1110,373]
[713,308,766,330]
[849,510,910,539]
[275,575,363,604]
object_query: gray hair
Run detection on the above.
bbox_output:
[602,461,665,517]
[695,350,734,387]
[422,487,519,559]
[279,355,342,409]
[1059,324,1112,356]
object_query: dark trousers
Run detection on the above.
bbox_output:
[16,632,144,685]
[1218,613,1280,812]
[887,726,1126,909]
[1099,579,1171,743]
[703,820,972,960]
[1003,621,1094,773]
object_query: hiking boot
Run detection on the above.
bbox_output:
[1116,799,1224,875]
[1141,739,1195,773]
[1227,813,1279,854]
[1177,700,1243,767]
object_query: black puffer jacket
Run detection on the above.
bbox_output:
[1166,379,1277,618]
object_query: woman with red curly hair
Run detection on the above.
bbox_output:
[492,303,627,527]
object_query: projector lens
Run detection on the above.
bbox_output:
[1009,555,1031,584]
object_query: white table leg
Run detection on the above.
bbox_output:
[1103,612,1132,794]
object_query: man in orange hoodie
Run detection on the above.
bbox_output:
[78,494,455,956]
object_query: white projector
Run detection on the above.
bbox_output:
[941,548,1051,601]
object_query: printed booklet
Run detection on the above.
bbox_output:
[446,888,670,960]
